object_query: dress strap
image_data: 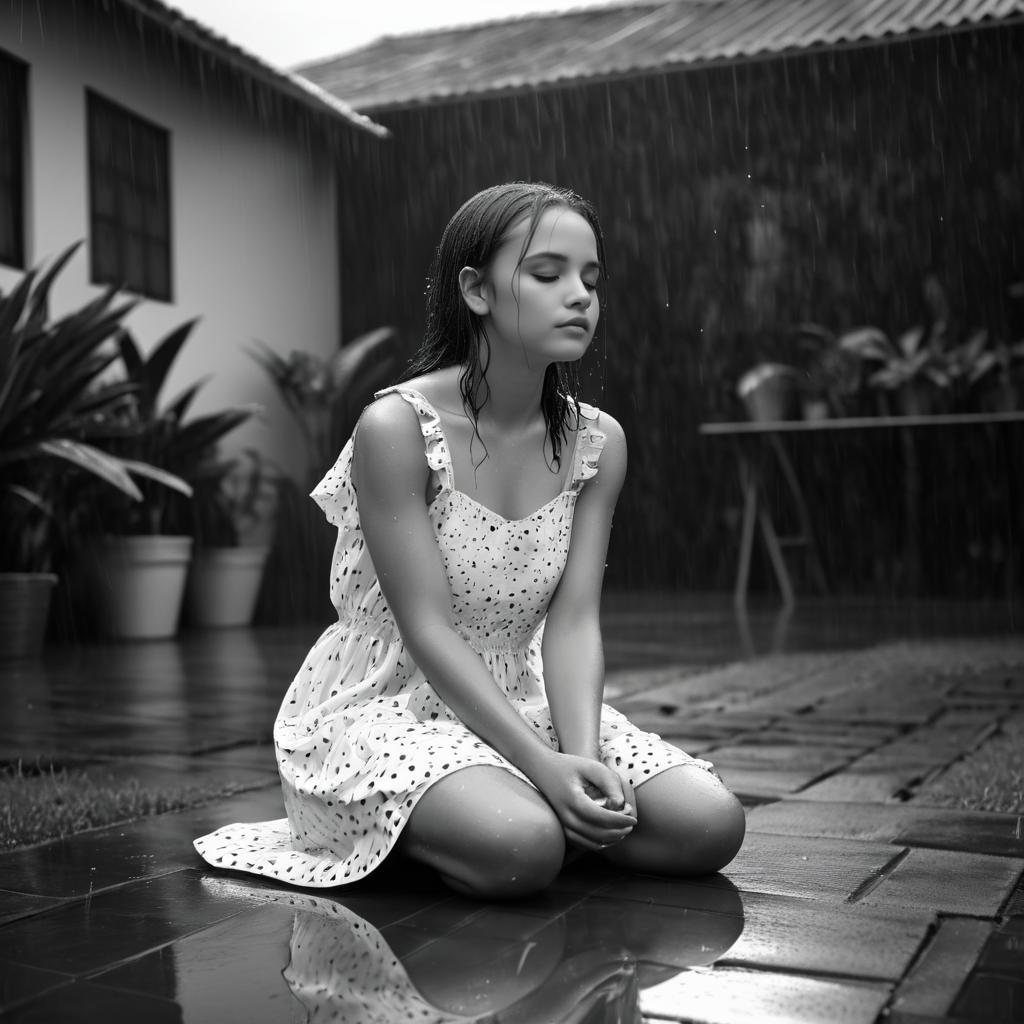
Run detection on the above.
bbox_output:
[373,386,454,493]
[569,401,606,492]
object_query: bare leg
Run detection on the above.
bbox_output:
[397,765,565,899]
[600,764,745,875]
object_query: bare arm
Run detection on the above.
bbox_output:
[351,396,635,848]
[543,412,628,780]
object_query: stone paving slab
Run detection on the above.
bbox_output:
[0,786,284,898]
[703,743,852,774]
[3,978,182,1023]
[717,891,931,981]
[89,904,305,1024]
[889,917,993,1018]
[856,847,1024,916]
[710,765,826,800]
[719,832,903,902]
[0,869,262,977]
[639,965,891,1024]
[794,769,926,803]
[0,960,72,1015]
[747,800,1024,858]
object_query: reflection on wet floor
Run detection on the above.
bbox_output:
[219,876,744,1023]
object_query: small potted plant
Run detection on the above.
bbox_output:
[736,362,802,422]
[82,320,256,640]
[0,245,188,658]
[184,448,279,628]
[794,324,865,419]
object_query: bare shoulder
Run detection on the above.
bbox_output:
[353,393,428,490]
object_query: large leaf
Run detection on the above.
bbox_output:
[138,318,200,414]
[36,439,144,500]
[121,458,193,498]
[897,326,926,358]
[838,327,892,361]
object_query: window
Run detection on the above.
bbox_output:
[87,91,171,300]
[0,50,27,268]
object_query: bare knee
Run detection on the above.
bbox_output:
[684,790,745,874]
[452,804,565,899]
[606,766,746,876]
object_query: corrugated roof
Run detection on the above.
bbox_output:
[109,0,388,136]
[297,0,1024,111]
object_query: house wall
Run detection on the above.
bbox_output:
[0,0,342,473]
[335,25,1024,596]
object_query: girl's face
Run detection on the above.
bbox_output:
[469,206,601,365]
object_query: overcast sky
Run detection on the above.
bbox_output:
[168,0,621,69]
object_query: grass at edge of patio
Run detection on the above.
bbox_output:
[914,716,1024,815]
[1,762,259,851]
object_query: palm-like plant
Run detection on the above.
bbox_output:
[84,318,259,536]
[250,326,395,485]
[0,245,188,573]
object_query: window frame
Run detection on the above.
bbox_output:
[86,89,172,301]
[0,48,28,269]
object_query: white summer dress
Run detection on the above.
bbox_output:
[194,386,711,887]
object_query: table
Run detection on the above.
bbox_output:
[699,411,1024,609]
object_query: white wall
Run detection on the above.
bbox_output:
[0,1,352,475]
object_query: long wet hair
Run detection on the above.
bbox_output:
[400,182,607,468]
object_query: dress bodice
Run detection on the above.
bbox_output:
[310,386,606,652]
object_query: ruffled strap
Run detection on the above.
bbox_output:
[373,386,454,493]
[569,401,606,491]
[310,439,356,527]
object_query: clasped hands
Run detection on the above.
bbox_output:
[528,749,638,852]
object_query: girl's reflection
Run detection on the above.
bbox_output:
[278,880,744,1022]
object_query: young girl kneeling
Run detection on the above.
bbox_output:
[195,182,745,898]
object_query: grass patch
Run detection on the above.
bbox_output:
[914,716,1024,814]
[1,760,253,851]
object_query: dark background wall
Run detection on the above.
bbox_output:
[334,25,1023,597]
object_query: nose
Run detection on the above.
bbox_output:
[567,275,592,308]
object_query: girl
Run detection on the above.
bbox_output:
[195,182,745,898]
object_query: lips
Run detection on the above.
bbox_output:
[558,318,590,330]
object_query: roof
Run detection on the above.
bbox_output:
[111,0,388,137]
[297,0,1024,111]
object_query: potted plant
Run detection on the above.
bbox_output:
[249,327,395,623]
[81,320,256,640]
[184,448,279,628]
[943,327,1024,413]
[736,362,801,422]
[0,245,188,658]
[794,324,865,419]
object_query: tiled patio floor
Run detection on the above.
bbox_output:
[1,593,1022,1022]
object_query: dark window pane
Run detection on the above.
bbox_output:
[0,50,27,267]
[93,220,121,282]
[87,92,171,301]
[123,231,145,292]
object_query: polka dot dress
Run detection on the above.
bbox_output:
[194,386,710,887]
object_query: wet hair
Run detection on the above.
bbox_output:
[400,181,606,467]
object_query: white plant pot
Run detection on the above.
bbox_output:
[91,536,193,640]
[185,546,270,628]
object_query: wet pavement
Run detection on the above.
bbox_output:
[1,592,1022,1023]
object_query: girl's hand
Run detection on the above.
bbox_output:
[601,759,638,830]
[529,752,637,851]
